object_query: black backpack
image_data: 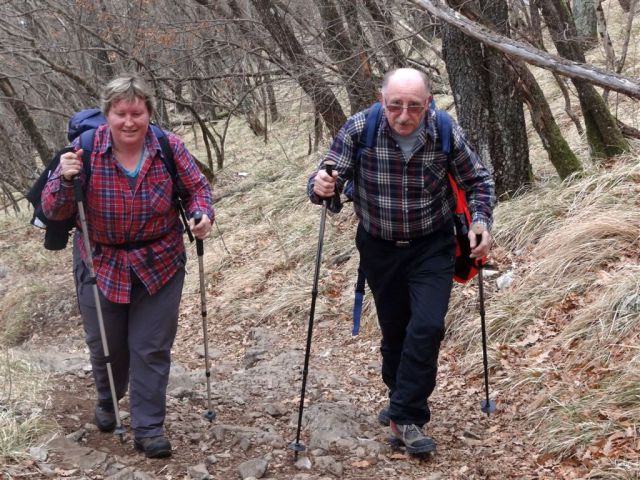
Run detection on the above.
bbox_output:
[26,108,190,250]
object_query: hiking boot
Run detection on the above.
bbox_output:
[94,402,116,432]
[378,406,391,426]
[134,436,172,458]
[390,421,436,455]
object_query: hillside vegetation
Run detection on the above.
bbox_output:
[1,4,640,476]
[1,99,638,477]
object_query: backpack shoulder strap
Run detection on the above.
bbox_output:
[363,102,383,149]
[434,109,453,156]
[151,125,194,240]
[151,125,177,184]
[355,102,384,161]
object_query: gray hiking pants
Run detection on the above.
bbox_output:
[73,246,185,439]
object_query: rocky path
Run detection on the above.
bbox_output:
[6,288,551,480]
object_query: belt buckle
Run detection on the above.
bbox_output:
[394,240,411,248]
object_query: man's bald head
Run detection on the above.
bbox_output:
[381,68,431,97]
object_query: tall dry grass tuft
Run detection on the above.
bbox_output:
[0,212,63,462]
[0,350,55,461]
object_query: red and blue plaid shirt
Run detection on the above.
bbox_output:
[308,107,495,240]
[42,124,213,303]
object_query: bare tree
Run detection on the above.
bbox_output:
[316,0,377,113]
[442,0,531,197]
[410,0,640,97]
[362,0,406,68]
[0,76,52,167]
[536,0,629,159]
[573,0,598,47]
[249,0,347,138]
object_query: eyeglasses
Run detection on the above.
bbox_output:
[384,102,426,114]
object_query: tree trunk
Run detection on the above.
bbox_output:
[616,0,637,73]
[595,0,616,71]
[0,118,36,193]
[362,0,405,69]
[264,75,279,122]
[573,0,598,48]
[410,0,640,98]
[537,0,629,159]
[316,0,377,113]
[341,0,386,84]
[250,0,347,138]
[0,77,52,167]
[512,62,583,179]
[443,0,531,197]
[617,0,631,12]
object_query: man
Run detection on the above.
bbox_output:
[307,68,495,455]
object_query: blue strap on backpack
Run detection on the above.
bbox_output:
[344,103,384,202]
[350,102,453,335]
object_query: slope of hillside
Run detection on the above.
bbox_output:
[1,99,638,478]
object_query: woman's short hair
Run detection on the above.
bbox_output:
[100,74,155,117]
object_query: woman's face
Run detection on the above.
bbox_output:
[106,97,150,150]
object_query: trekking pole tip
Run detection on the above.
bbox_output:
[481,399,496,415]
[203,410,216,422]
[114,426,126,442]
[288,441,306,454]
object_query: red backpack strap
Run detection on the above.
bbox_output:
[448,174,470,224]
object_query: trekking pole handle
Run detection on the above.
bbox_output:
[324,160,335,176]
[472,223,484,246]
[322,160,336,202]
[472,223,485,268]
[72,176,83,201]
[193,211,204,256]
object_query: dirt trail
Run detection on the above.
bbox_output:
[4,266,560,480]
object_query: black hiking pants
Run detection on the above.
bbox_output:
[356,222,455,427]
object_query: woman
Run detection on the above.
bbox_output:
[41,74,213,458]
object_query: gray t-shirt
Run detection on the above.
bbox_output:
[391,120,425,161]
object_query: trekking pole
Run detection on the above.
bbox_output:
[193,211,216,422]
[73,177,126,441]
[472,223,496,416]
[289,160,336,459]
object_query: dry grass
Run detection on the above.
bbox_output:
[1,1,639,472]
[446,151,640,469]
[0,212,67,461]
[0,351,55,462]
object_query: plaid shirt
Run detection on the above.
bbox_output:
[307,107,495,240]
[42,124,213,303]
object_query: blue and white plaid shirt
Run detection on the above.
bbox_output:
[307,106,495,241]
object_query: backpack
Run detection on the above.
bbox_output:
[26,108,191,250]
[347,102,484,335]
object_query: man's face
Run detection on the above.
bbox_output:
[382,74,429,136]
